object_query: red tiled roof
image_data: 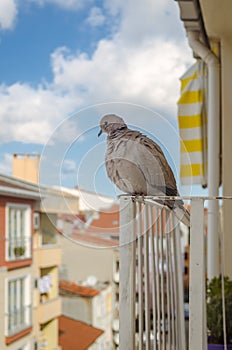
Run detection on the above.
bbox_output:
[58,203,119,246]
[59,279,100,297]
[59,315,104,350]
[88,204,119,230]
[72,231,119,248]
[59,213,86,222]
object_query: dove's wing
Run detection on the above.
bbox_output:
[114,129,178,196]
[105,126,190,226]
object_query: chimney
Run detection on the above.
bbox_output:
[12,153,40,184]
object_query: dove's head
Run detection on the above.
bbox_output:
[98,114,127,137]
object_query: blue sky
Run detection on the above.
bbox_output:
[0,0,206,198]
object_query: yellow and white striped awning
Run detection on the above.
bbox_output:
[178,60,208,187]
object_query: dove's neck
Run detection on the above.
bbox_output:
[108,126,127,139]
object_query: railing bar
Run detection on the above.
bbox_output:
[167,217,175,350]
[144,205,151,350]
[160,210,166,350]
[219,204,228,350]
[165,211,171,350]
[173,214,186,350]
[149,206,157,350]
[172,214,179,349]
[170,215,176,350]
[119,197,136,350]
[155,209,161,350]
[189,198,206,350]
[138,202,144,350]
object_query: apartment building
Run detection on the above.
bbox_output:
[33,200,62,350]
[0,174,40,350]
[58,190,120,350]
[32,189,77,350]
[58,190,119,282]
[60,279,112,349]
[10,153,120,349]
[58,315,104,350]
[0,153,79,350]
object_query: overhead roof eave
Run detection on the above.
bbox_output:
[175,0,210,51]
[0,186,41,200]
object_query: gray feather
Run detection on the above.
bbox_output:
[99,114,190,227]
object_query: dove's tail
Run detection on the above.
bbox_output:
[154,197,190,227]
[173,205,190,227]
[161,196,190,227]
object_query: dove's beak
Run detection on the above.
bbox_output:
[98,129,102,137]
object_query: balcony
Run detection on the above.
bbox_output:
[35,245,61,268]
[119,196,230,350]
[6,237,31,261]
[38,297,61,324]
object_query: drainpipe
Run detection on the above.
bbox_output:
[187,31,220,279]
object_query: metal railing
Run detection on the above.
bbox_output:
[119,196,229,350]
[41,228,58,246]
[6,237,31,261]
[119,196,186,350]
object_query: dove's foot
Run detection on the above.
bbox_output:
[132,193,145,203]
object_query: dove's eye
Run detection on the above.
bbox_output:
[104,121,108,127]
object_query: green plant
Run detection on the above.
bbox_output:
[14,246,25,257]
[206,276,232,344]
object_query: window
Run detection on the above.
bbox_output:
[6,204,31,261]
[6,276,31,336]
[33,212,40,229]
[40,213,57,246]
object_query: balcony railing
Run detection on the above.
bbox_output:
[35,245,61,269]
[37,297,61,324]
[119,196,229,350]
[6,237,31,261]
[41,229,58,246]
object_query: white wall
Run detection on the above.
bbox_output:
[59,234,115,282]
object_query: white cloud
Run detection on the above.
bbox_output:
[0,0,17,30]
[0,0,194,145]
[86,6,105,27]
[28,0,88,10]
[0,0,91,32]
[51,36,192,114]
[0,82,81,143]
[104,0,186,42]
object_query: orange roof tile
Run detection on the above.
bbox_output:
[59,280,100,297]
[89,204,119,230]
[72,231,119,248]
[59,315,104,350]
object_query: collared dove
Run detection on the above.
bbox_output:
[98,114,190,226]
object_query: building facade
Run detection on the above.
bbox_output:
[60,279,113,349]
[0,175,40,350]
[176,0,232,279]
[0,163,79,350]
[33,209,62,350]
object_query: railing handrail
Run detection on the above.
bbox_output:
[118,194,232,200]
[119,195,228,350]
